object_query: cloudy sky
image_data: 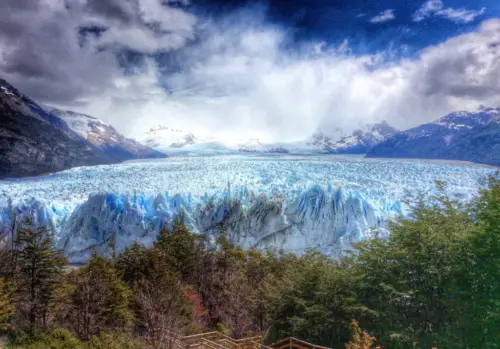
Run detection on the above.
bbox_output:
[1,0,500,143]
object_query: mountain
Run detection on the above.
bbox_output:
[141,125,199,149]
[0,78,164,179]
[0,78,112,179]
[327,121,398,154]
[306,128,348,152]
[138,123,396,156]
[305,122,398,154]
[46,107,165,161]
[139,126,238,156]
[236,139,289,153]
[366,108,500,166]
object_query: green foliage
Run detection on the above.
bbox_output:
[153,221,197,282]
[12,220,67,334]
[448,175,500,348]
[7,328,82,349]
[267,251,366,347]
[86,331,147,349]
[0,276,14,331]
[6,328,146,349]
[61,251,133,340]
[4,177,500,349]
[350,188,476,349]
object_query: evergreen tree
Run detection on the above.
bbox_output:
[13,220,67,334]
[153,221,196,283]
[0,276,14,331]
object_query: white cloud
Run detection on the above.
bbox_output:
[436,7,486,23]
[78,18,500,144]
[369,9,395,24]
[413,0,486,23]
[2,2,500,144]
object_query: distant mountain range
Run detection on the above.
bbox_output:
[2,75,499,179]
[138,122,398,155]
[0,78,164,179]
[367,108,500,166]
[308,121,398,154]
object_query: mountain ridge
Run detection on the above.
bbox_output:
[367,107,500,166]
[45,107,165,161]
[0,78,164,179]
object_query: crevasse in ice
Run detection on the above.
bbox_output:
[0,155,493,262]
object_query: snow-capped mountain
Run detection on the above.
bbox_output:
[141,126,199,149]
[138,123,396,156]
[0,78,165,179]
[46,107,165,161]
[139,126,235,156]
[306,128,348,152]
[304,122,398,154]
[236,139,290,153]
[0,78,110,179]
[327,121,398,154]
[367,107,500,166]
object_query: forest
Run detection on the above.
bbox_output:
[0,176,499,349]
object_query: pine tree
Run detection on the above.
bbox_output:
[13,220,67,334]
[0,276,14,331]
[153,221,196,282]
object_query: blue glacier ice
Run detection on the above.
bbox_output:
[0,155,494,262]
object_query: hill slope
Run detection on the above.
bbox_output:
[0,78,164,179]
[367,108,500,166]
[46,107,165,161]
[0,79,112,179]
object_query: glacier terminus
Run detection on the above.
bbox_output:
[0,155,494,263]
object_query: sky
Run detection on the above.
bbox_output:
[1,0,500,144]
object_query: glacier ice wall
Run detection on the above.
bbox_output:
[0,155,493,262]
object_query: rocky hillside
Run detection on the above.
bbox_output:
[367,108,500,166]
[46,107,165,161]
[0,78,164,179]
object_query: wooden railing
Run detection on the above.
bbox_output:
[269,337,329,349]
[178,331,328,349]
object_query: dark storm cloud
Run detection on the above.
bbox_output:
[0,0,195,104]
[85,0,137,23]
[2,0,39,10]
[0,2,117,103]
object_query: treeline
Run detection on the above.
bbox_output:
[1,177,500,349]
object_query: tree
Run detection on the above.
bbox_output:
[13,220,67,334]
[62,251,133,340]
[0,276,14,331]
[153,221,196,283]
[134,273,190,348]
[345,321,380,349]
[267,251,366,348]
[116,237,193,345]
[450,175,500,348]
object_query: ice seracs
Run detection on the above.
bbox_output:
[0,155,492,262]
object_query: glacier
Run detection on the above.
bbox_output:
[0,155,494,262]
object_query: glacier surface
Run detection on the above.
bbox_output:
[0,155,493,262]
